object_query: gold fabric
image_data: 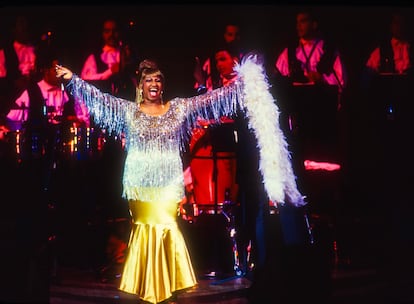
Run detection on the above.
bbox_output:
[119,196,197,303]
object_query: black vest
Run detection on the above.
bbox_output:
[378,38,396,73]
[26,82,47,129]
[87,48,136,100]
[86,49,116,95]
[0,41,25,112]
[287,38,336,83]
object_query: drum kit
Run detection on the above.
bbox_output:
[2,104,105,163]
[59,123,106,161]
[185,120,298,278]
[189,120,239,216]
[183,120,245,278]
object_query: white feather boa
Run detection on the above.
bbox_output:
[235,54,306,207]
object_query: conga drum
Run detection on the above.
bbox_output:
[189,119,238,216]
[186,119,240,277]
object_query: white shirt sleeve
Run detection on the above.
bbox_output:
[7,90,29,122]
[366,47,381,72]
[323,53,347,88]
[0,49,6,78]
[80,54,112,80]
[275,48,289,77]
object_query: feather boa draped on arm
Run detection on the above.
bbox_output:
[236,54,306,207]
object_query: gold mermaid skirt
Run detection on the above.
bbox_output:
[119,197,197,303]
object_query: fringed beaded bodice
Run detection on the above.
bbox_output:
[67,74,242,203]
[122,99,190,202]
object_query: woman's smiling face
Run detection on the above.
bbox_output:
[142,73,164,102]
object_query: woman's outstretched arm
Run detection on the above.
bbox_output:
[55,64,135,138]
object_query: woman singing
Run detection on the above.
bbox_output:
[55,54,304,304]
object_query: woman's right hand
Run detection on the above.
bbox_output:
[55,64,73,80]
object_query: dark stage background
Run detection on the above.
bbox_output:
[1,4,414,303]
[1,4,413,99]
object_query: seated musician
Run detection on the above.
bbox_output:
[2,53,89,159]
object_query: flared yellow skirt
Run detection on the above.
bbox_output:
[119,197,197,304]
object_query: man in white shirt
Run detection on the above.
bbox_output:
[273,9,347,169]
[0,39,35,79]
[80,18,137,100]
[193,22,244,94]
[361,12,413,127]
[3,54,89,160]
[81,19,121,84]
[361,12,414,209]
[0,15,37,117]
[272,12,347,271]
[7,58,88,128]
[365,13,412,75]
[274,11,346,90]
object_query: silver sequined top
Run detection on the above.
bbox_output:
[67,75,243,203]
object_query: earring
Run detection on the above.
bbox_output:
[160,91,164,104]
[135,88,143,103]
